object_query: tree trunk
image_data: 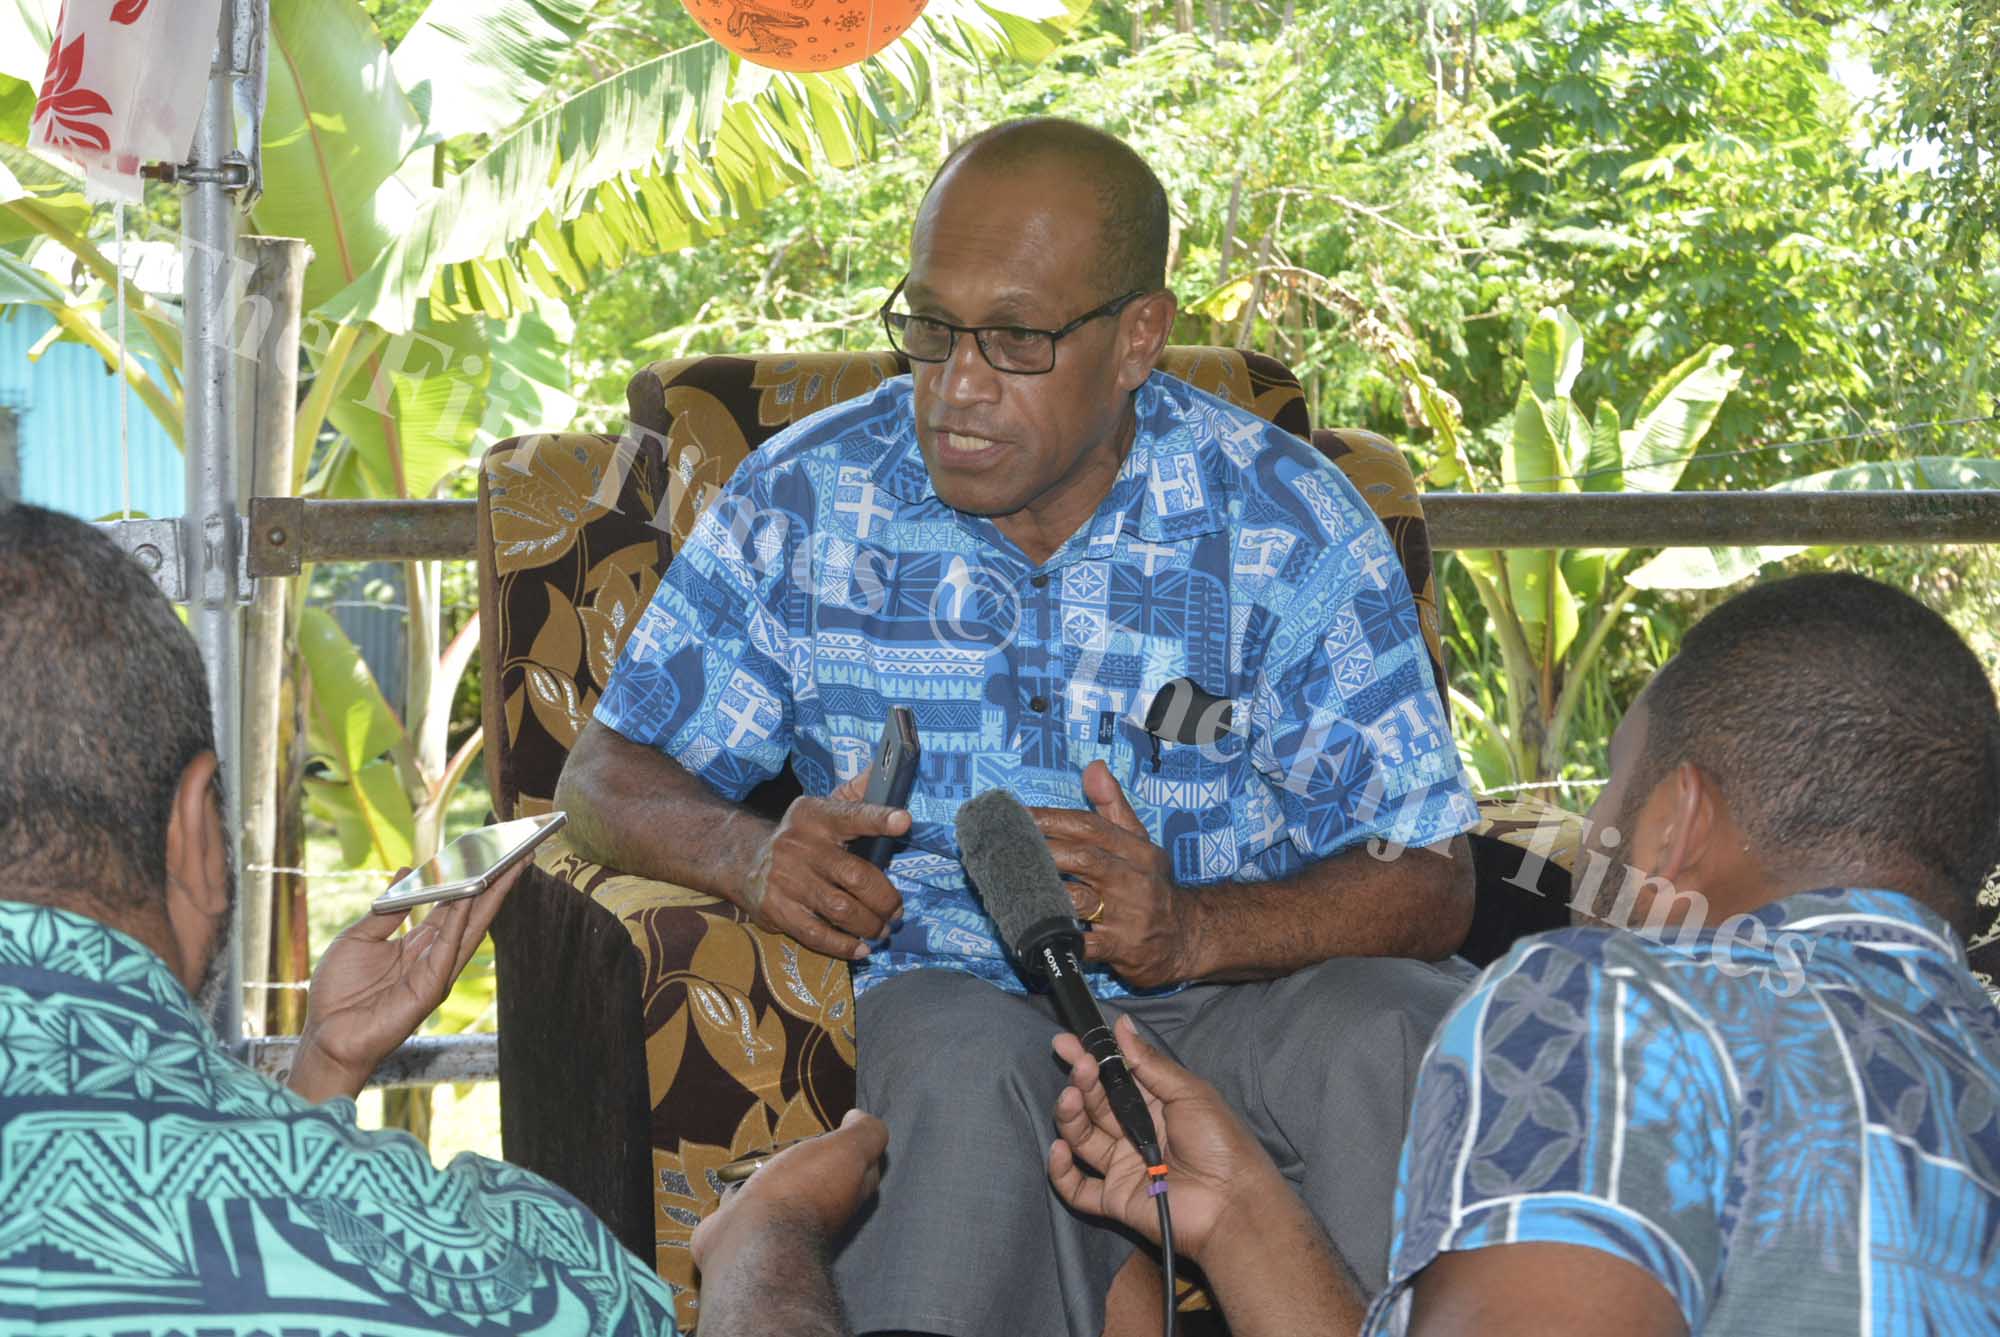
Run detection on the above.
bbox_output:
[269,615,309,1036]
[1214,173,1244,344]
[388,557,443,1142]
[238,236,309,1036]
[382,1088,433,1144]
[1236,229,1274,349]
[1174,0,1193,36]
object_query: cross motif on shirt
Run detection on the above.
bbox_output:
[837,483,894,539]
[718,694,769,747]
[625,614,667,663]
[1249,800,1287,851]
[1129,540,1177,576]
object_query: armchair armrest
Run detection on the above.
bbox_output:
[492,832,857,1330]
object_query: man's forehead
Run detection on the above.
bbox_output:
[915,161,1101,255]
[902,274,1045,317]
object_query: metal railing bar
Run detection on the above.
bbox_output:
[236,1033,498,1090]
[246,491,2000,573]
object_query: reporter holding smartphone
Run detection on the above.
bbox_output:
[0,504,881,1337]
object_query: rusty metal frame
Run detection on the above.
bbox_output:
[249,497,481,573]
[246,490,2000,574]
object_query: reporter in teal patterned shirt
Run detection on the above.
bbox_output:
[0,503,881,1336]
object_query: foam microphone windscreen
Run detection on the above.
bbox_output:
[955,788,1076,955]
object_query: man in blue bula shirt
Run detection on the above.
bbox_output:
[559,118,1481,1335]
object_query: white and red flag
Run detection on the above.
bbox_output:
[30,0,227,201]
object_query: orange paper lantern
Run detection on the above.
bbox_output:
[682,0,928,72]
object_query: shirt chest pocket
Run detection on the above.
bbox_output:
[1122,722,1242,818]
[1120,715,1253,884]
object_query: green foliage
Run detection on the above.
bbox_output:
[391,0,593,144]
[1438,306,1742,786]
[299,606,419,870]
[318,0,1088,334]
[1875,0,2000,261]
[261,0,428,314]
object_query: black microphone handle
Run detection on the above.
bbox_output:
[1037,940,1162,1165]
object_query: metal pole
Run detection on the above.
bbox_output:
[0,405,19,503]
[185,0,246,1040]
[239,236,308,1035]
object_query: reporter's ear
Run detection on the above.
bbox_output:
[161,750,228,995]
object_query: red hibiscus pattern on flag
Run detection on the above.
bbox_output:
[33,33,114,152]
[109,0,149,22]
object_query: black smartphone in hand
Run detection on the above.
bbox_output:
[847,706,919,870]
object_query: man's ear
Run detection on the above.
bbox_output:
[1648,760,1721,888]
[1116,290,1178,392]
[162,751,228,987]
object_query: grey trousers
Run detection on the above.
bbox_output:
[829,957,1474,1337]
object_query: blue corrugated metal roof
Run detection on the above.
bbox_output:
[0,305,183,520]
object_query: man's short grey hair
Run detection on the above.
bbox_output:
[0,502,216,912]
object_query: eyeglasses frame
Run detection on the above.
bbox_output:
[877,276,1150,376]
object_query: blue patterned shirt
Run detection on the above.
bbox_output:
[1365,888,2000,1334]
[0,900,679,1335]
[597,372,1477,998]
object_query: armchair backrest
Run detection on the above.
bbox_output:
[478,348,1443,821]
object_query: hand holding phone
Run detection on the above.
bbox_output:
[370,812,568,915]
[292,859,534,1104]
[846,707,919,870]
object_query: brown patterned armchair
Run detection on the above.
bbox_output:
[479,347,1578,1330]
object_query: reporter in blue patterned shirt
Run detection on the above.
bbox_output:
[560,117,1481,1336]
[0,503,885,1337]
[1043,572,2000,1336]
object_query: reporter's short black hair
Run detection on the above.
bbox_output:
[1636,572,2000,934]
[0,502,215,911]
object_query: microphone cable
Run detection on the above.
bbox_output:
[1149,1162,1177,1337]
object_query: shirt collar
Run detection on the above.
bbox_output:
[1755,886,1970,966]
[874,382,937,503]
[871,373,1232,546]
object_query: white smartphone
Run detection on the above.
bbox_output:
[369,812,569,915]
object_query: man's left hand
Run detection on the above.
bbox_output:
[286,864,525,1103]
[1030,760,1199,990]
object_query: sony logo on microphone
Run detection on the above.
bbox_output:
[1041,945,1068,981]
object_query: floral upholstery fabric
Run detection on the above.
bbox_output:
[478,348,1492,1326]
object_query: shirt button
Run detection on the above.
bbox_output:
[1031,573,1050,589]
[1029,695,1049,712]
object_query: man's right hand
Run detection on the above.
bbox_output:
[691,1107,890,1274]
[743,767,910,961]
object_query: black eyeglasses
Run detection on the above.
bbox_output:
[878,277,1147,375]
